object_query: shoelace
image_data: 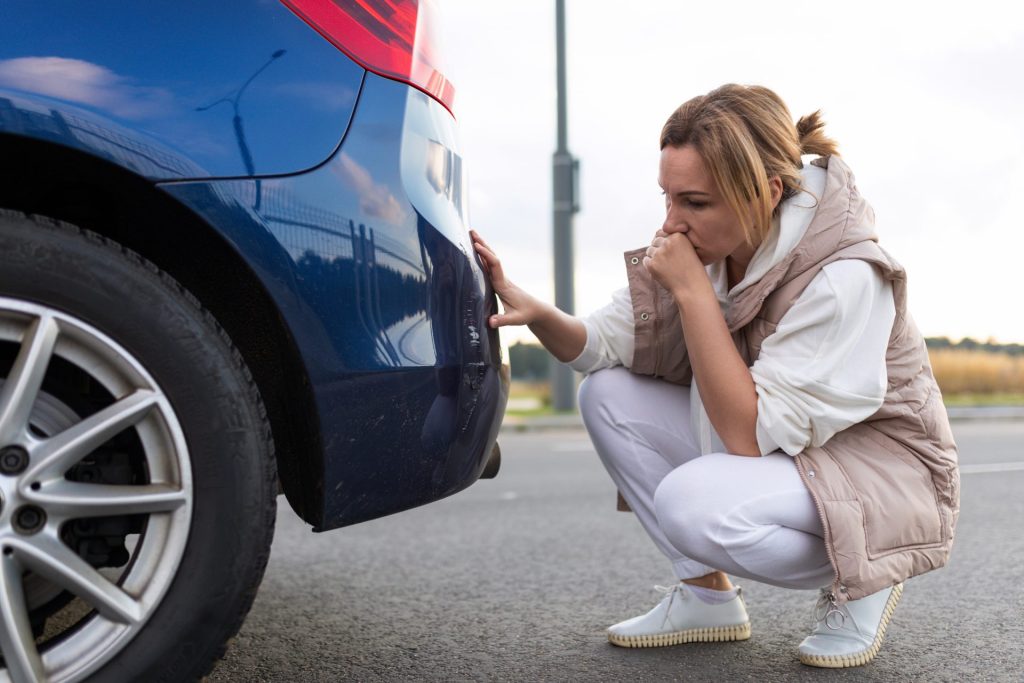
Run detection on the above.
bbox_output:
[653,583,688,630]
[811,589,864,635]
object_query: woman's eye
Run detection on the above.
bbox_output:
[687,200,708,209]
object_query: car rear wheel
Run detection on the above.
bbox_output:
[0,210,276,682]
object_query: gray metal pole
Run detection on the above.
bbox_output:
[551,0,578,411]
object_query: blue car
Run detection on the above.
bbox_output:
[0,1,508,680]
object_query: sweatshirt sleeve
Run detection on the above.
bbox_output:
[749,260,895,456]
[565,286,636,374]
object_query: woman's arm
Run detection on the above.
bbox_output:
[674,281,761,457]
[470,230,586,362]
[751,261,894,455]
[644,232,760,456]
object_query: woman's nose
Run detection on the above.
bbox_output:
[663,215,687,234]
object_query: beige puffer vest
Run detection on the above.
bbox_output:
[624,156,959,602]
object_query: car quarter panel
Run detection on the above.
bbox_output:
[0,0,363,179]
[160,74,508,530]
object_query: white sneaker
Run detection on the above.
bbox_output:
[798,583,903,668]
[607,583,751,648]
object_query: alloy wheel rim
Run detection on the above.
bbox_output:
[0,297,192,683]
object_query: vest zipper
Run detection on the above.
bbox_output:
[794,455,842,601]
[651,295,662,377]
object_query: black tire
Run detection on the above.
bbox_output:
[0,210,276,682]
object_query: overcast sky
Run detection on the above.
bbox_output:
[439,0,1024,345]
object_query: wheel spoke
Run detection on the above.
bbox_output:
[0,299,195,681]
[0,551,45,683]
[12,536,143,625]
[0,314,59,445]
[31,481,187,518]
[23,390,158,482]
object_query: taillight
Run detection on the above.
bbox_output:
[281,0,455,116]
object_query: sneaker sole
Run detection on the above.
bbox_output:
[607,622,751,648]
[798,582,903,668]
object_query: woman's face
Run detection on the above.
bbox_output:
[658,144,755,267]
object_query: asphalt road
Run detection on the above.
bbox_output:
[209,419,1024,682]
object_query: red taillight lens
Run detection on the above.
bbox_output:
[281,0,455,115]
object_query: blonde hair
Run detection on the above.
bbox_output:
[660,84,840,244]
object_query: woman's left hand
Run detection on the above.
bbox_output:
[643,230,712,301]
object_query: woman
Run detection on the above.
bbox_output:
[471,84,959,668]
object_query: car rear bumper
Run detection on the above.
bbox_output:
[160,73,507,530]
[313,245,510,529]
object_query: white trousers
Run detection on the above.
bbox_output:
[579,367,834,590]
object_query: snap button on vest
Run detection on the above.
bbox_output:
[640,312,649,321]
[630,257,640,265]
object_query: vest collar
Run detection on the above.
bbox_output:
[725,156,880,331]
[711,156,828,304]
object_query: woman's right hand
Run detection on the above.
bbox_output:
[470,229,587,361]
[470,229,538,329]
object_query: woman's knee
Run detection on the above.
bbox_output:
[577,367,633,428]
[653,463,723,559]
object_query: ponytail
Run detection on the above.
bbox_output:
[796,110,840,158]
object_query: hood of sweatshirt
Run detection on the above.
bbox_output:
[723,156,882,331]
[707,156,829,309]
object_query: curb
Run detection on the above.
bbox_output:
[500,413,583,432]
[500,406,1024,432]
[945,406,1024,420]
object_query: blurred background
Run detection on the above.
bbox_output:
[438,0,1024,413]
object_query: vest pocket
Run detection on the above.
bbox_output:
[843,439,945,556]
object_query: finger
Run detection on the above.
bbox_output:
[471,241,492,276]
[655,229,668,238]
[488,311,525,328]
[669,232,697,253]
[473,241,506,282]
[476,254,492,277]
[469,229,495,253]
[473,240,500,267]
[470,230,498,265]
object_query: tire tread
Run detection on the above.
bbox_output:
[0,208,278,681]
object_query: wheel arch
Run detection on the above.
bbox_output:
[0,133,322,522]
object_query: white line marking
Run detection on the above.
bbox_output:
[961,462,1024,474]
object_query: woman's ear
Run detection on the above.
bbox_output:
[768,176,784,210]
